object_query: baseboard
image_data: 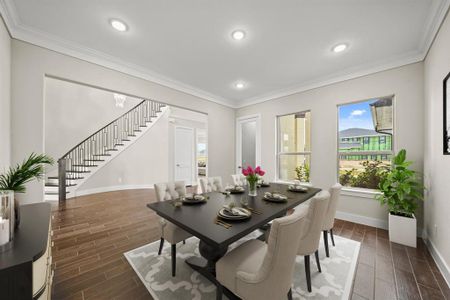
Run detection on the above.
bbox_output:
[424,237,450,288]
[72,184,153,197]
[336,210,388,230]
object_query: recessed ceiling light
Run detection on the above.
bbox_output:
[110,19,128,32]
[235,82,245,89]
[232,30,246,40]
[332,43,347,53]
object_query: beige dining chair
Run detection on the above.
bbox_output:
[154,181,192,277]
[297,190,330,292]
[199,176,224,193]
[322,183,342,257]
[232,174,246,186]
[215,205,309,300]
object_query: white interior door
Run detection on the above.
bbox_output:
[236,115,261,173]
[175,126,194,185]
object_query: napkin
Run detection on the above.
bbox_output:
[223,206,250,216]
[264,192,287,200]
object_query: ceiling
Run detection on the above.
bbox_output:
[1,0,449,108]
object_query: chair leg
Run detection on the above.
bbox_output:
[171,244,176,277]
[330,228,335,246]
[183,240,186,244]
[158,238,164,255]
[315,250,321,273]
[216,283,223,300]
[323,230,330,257]
[304,255,311,292]
[287,288,293,300]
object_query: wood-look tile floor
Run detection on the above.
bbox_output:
[50,189,450,300]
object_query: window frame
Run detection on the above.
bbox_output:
[276,110,312,183]
[336,95,396,191]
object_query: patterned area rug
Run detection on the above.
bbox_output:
[124,231,360,300]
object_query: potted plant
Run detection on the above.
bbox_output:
[376,149,423,247]
[0,153,53,228]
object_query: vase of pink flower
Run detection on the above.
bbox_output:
[242,166,265,196]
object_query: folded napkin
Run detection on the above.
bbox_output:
[264,192,287,200]
[223,206,250,216]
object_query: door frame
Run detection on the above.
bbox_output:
[174,125,195,186]
[236,114,261,174]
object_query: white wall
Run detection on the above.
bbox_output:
[424,10,450,280]
[44,77,140,173]
[237,62,424,229]
[11,40,235,204]
[0,15,11,171]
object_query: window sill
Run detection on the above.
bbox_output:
[341,187,381,199]
[274,180,312,187]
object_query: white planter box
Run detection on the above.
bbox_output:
[388,213,417,248]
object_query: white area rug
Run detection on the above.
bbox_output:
[124,231,360,300]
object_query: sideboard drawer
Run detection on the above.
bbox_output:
[32,227,51,296]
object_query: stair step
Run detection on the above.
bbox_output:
[128,135,137,137]
[85,159,105,162]
[114,144,124,146]
[45,183,76,187]
[67,170,91,173]
[73,164,98,167]
[134,130,142,132]
[93,154,112,157]
[45,191,69,195]
[121,139,130,142]
[106,149,118,152]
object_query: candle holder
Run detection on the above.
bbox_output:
[0,190,15,252]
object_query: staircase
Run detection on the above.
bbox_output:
[45,99,167,201]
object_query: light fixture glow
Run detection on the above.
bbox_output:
[332,43,347,53]
[110,19,128,32]
[232,30,246,40]
[235,82,245,89]
[114,93,127,108]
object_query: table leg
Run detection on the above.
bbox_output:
[185,240,227,283]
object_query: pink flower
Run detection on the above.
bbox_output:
[242,169,249,176]
[247,166,253,174]
[255,166,261,173]
[259,170,265,176]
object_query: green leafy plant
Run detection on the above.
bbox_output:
[295,164,310,182]
[0,153,54,193]
[339,160,389,189]
[375,149,423,218]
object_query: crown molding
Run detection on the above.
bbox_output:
[0,0,238,108]
[236,50,424,108]
[1,0,449,110]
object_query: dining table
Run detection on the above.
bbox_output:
[147,183,321,288]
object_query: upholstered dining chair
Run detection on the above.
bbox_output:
[231,174,246,186]
[322,183,342,257]
[297,191,330,292]
[199,176,224,193]
[154,181,192,277]
[215,205,309,300]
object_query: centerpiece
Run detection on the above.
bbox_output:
[242,165,265,196]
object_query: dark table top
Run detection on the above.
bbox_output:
[0,202,51,271]
[147,183,321,248]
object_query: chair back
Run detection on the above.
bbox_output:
[323,184,342,231]
[232,174,246,186]
[154,181,186,202]
[199,177,223,193]
[249,206,308,294]
[297,191,330,255]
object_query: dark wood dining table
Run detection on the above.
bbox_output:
[147,183,321,287]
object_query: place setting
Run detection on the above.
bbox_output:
[263,191,289,203]
[224,184,245,194]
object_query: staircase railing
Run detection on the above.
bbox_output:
[57,99,166,201]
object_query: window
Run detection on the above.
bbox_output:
[338,96,393,190]
[277,111,311,182]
